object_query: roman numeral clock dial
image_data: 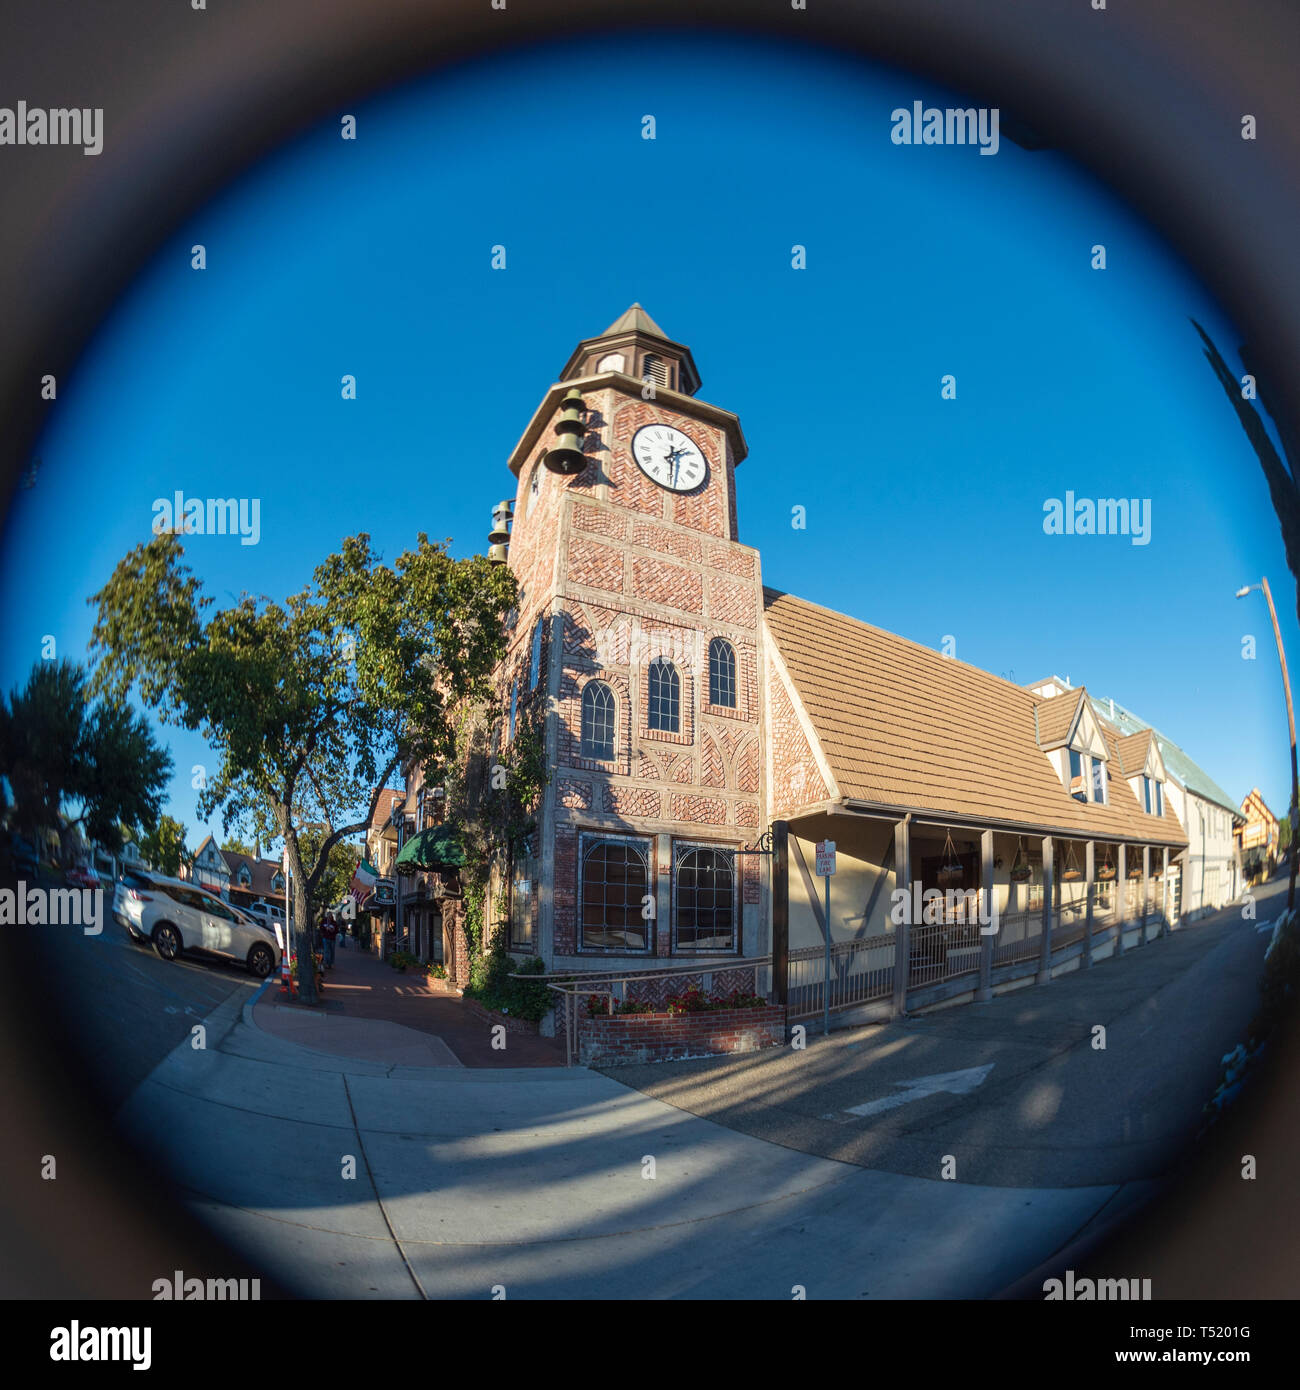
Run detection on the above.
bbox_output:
[630,424,708,492]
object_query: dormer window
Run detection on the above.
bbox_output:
[1143,775,1163,816]
[1067,746,1107,804]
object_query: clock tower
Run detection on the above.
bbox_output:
[497,306,769,1004]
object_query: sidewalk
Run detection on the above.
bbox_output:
[117,982,1121,1299]
[255,940,564,1068]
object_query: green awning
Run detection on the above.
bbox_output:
[394,824,467,871]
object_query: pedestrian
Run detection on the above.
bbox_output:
[321,915,337,968]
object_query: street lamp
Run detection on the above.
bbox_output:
[1237,577,1298,913]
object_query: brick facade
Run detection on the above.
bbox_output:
[486,314,796,1051]
[578,1005,786,1067]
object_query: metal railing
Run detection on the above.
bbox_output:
[514,958,771,1066]
[787,933,894,1020]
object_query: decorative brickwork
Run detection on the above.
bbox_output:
[768,656,829,817]
[631,519,704,565]
[669,793,727,824]
[602,785,662,818]
[558,668,632,775]
[708,573,757,627]
[578,1005,785,1067]
[558,778,593,810]
[632,555,703,614]
[567,536,624,595]
[573,502,627,540]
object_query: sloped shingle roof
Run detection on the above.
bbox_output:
[763,588,1186,846]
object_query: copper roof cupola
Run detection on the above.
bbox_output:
[559,303,702,396]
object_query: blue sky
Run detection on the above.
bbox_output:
[1,30,1292,851]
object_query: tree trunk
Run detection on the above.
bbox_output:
[284,828,318,1005]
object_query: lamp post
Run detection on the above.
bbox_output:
[1237,578,1298,913]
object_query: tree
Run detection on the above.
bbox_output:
[0,659,171,852]
[141,814,187,876]
[298,827,362,918]
[1194,321,1300,626]
[221,836,256,858]
[88,531,514,1004]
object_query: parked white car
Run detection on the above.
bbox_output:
[242,897,286,929]
[115,871,281,978]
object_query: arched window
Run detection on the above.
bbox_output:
[674,846,737,951]
[580,837,651,951]
[647,658,680,732]
[238,865,251,887]
[526,462,542,517]
[272,872,285,893]
[580,680,616,759]
[708,638,736,708]
[528,617,544,690]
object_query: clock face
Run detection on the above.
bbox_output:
[631,424,708,492]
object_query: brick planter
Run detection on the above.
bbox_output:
[579,1005,786,1067]
[461,997,542,1036]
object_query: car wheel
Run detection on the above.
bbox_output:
[247,943,274,978]
[152,922,181,961]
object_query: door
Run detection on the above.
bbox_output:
[199,895,238,956]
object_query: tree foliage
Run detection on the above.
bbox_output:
[88,531,515,1002]
[0,658,171,850]
[141,814,188,877]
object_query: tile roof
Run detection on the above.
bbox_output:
[762,588,1186,846]
[1114,729,1153,776]
[370,788,404,830]
[222,851,284,898]
[1034,690,1080,747]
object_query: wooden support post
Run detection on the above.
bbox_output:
[892,815,912,1017]
[771,821,789,1009]
[976,828,994,1002]
[1036,835,1054,984]
[1083,839,1095,970]
[1139,844,1151,946]
[1117,844,1128,955]
[1160,846,1170,936]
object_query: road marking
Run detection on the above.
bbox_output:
[823,1064,995,1121]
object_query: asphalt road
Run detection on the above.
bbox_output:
[604,881,1282,1189]
[22,872,260,1113]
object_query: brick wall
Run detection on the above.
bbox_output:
[768,655,829,818]
[499,372,769,973]
[578,1005,786,1067]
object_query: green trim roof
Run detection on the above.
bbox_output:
[1091,695,1239,815]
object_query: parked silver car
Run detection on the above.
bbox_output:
[115,871,281,978]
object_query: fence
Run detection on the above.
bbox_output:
[518,958,769,1066]
[521,879,1174,1062]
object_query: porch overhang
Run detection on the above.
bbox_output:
[825,797,1189,850]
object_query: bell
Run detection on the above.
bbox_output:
[488,543,509,566]
[545,389,587,474]
[488,499,513,545]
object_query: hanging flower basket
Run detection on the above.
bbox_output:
[1009,866,1032,883]
[1097,865,1117,881]
[1061,869,1083,882]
